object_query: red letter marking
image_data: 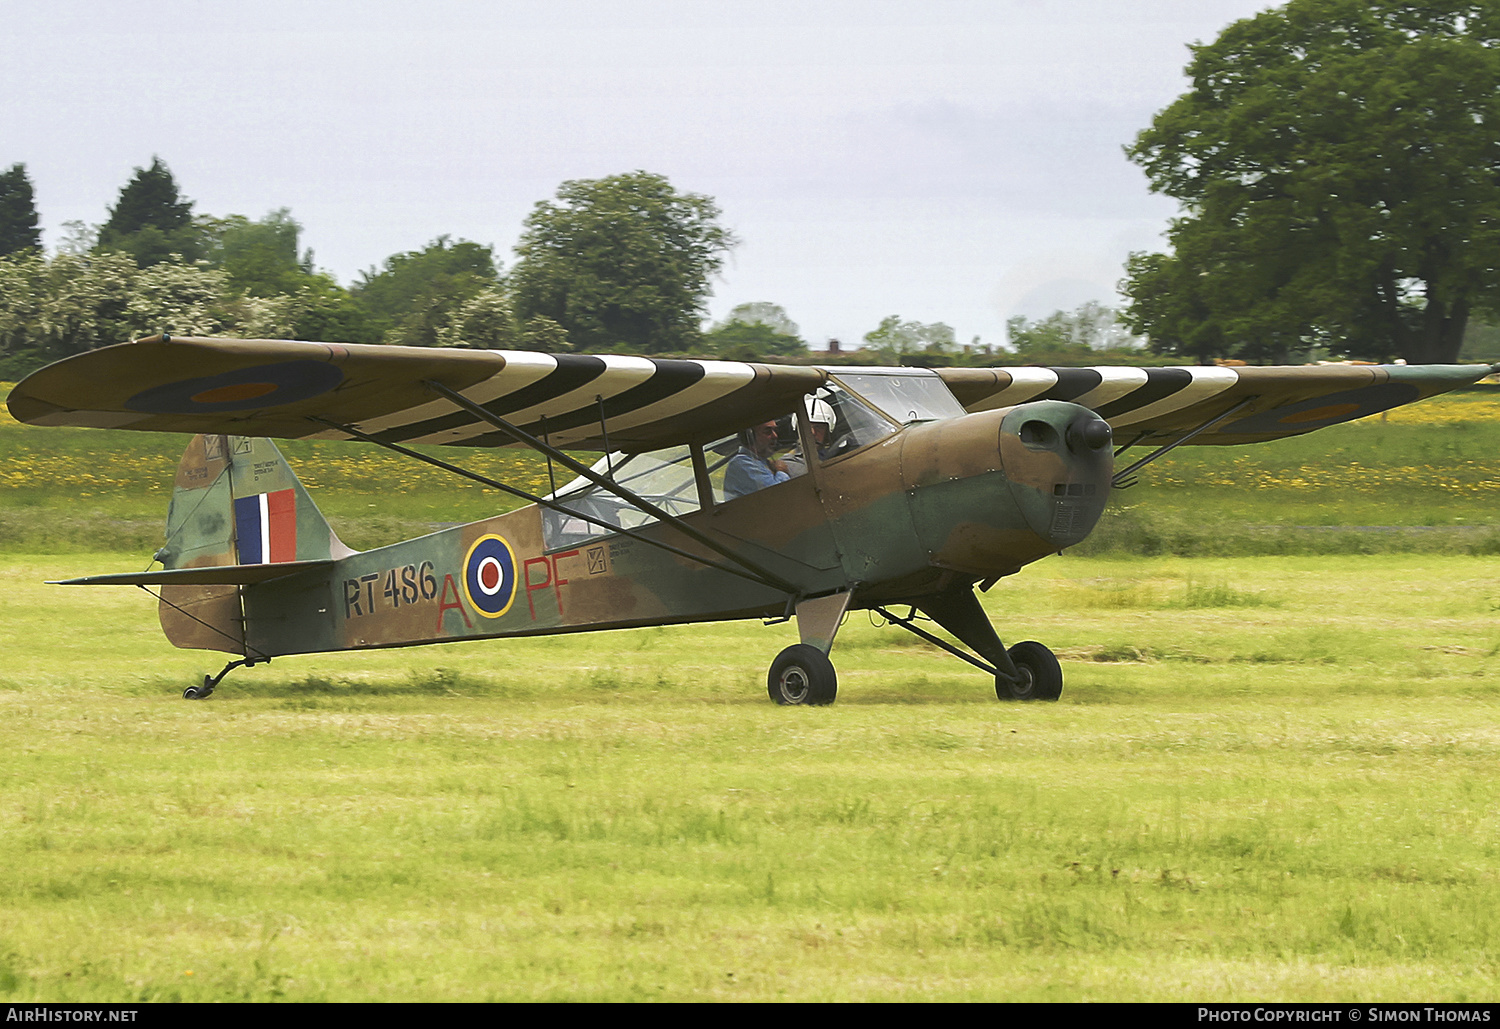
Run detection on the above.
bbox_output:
[524,551,581,619]
[436,573,474,632]
[524,557,551,619]
[550,550,579,617]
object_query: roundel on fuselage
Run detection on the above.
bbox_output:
[462,534,518,618]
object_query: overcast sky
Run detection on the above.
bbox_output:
[2,0,1276,349]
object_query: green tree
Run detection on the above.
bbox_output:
[436,287,523,350]
[510,171,737,353]
[705,302,806,359]
[1009,301,1147,364]
[862,315,955,364]
[35,251,138,359]
[126,257,230,338]
[353,236,500,347]
[1124,0,1500,364]
[97,157,201,267]
[206,209,311,297]
[1459,317,1500,362]
[519,314,571,353]
[0,252,45,375]
[705,320,805,361]
[720,301,800,338]
[0,164,41,257]
[0,250,141,372]
[205,209,373,343]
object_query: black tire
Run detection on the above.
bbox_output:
[767,644,838,706]
[997,640,1062,702]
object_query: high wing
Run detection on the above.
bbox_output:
[6,336,827,452]
[7,336,1494,451]
[936,363,1497,446]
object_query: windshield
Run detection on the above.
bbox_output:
[831,370,967,424]
[811,382,899,459]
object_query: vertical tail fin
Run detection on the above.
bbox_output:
[157,435,353,653]
[161,434,354,570]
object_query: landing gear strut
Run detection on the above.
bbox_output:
[878,589,1064,703]
[766,591,849,705]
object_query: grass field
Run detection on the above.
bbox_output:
[1,383,1498,1001]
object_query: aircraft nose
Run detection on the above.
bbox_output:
[998,400,1114,549]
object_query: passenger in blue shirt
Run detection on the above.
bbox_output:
[724,421,790,499]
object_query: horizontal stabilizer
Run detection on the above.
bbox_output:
[50,560,333,587]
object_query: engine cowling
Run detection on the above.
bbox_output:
[899,400,1113,578]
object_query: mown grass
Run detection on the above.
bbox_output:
[1,554,1498,1001]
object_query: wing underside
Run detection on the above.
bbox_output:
[7,336,827,452]
[936,363,1496,445]
[7,336,1493,451]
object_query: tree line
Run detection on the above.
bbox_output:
[3,0,1496,376]
[0,155,1144,377]
[0,162,728,377]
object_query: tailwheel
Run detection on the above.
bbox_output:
[767,644,838,706]
[181,657,260,700]
[997,640,1062,702]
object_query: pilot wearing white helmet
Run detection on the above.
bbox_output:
[783,396,842,478]
[806,397,836,451]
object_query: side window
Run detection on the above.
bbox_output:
[541,435,743,549]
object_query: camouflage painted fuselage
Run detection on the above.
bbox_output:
[162,399,1112,659]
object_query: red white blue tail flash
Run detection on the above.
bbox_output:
[234,489,297,564]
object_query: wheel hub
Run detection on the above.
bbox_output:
[778,667,810,703]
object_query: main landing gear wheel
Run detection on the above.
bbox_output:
[183,677,215,701]
[768,644,838,706]
[997,640,1062,702]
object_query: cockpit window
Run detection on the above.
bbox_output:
[537,370,964,549]
[831,370,967,425]
[541,444,705,550]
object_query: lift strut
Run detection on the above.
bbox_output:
[1111,397,1256,490]
[309,415,799,595]
[421,380,806,595]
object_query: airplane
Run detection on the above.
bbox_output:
[6,335,1495,703]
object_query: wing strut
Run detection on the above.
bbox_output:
[1111,397,1256,490]
[309,416,799,596]
[420,380,806,595]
